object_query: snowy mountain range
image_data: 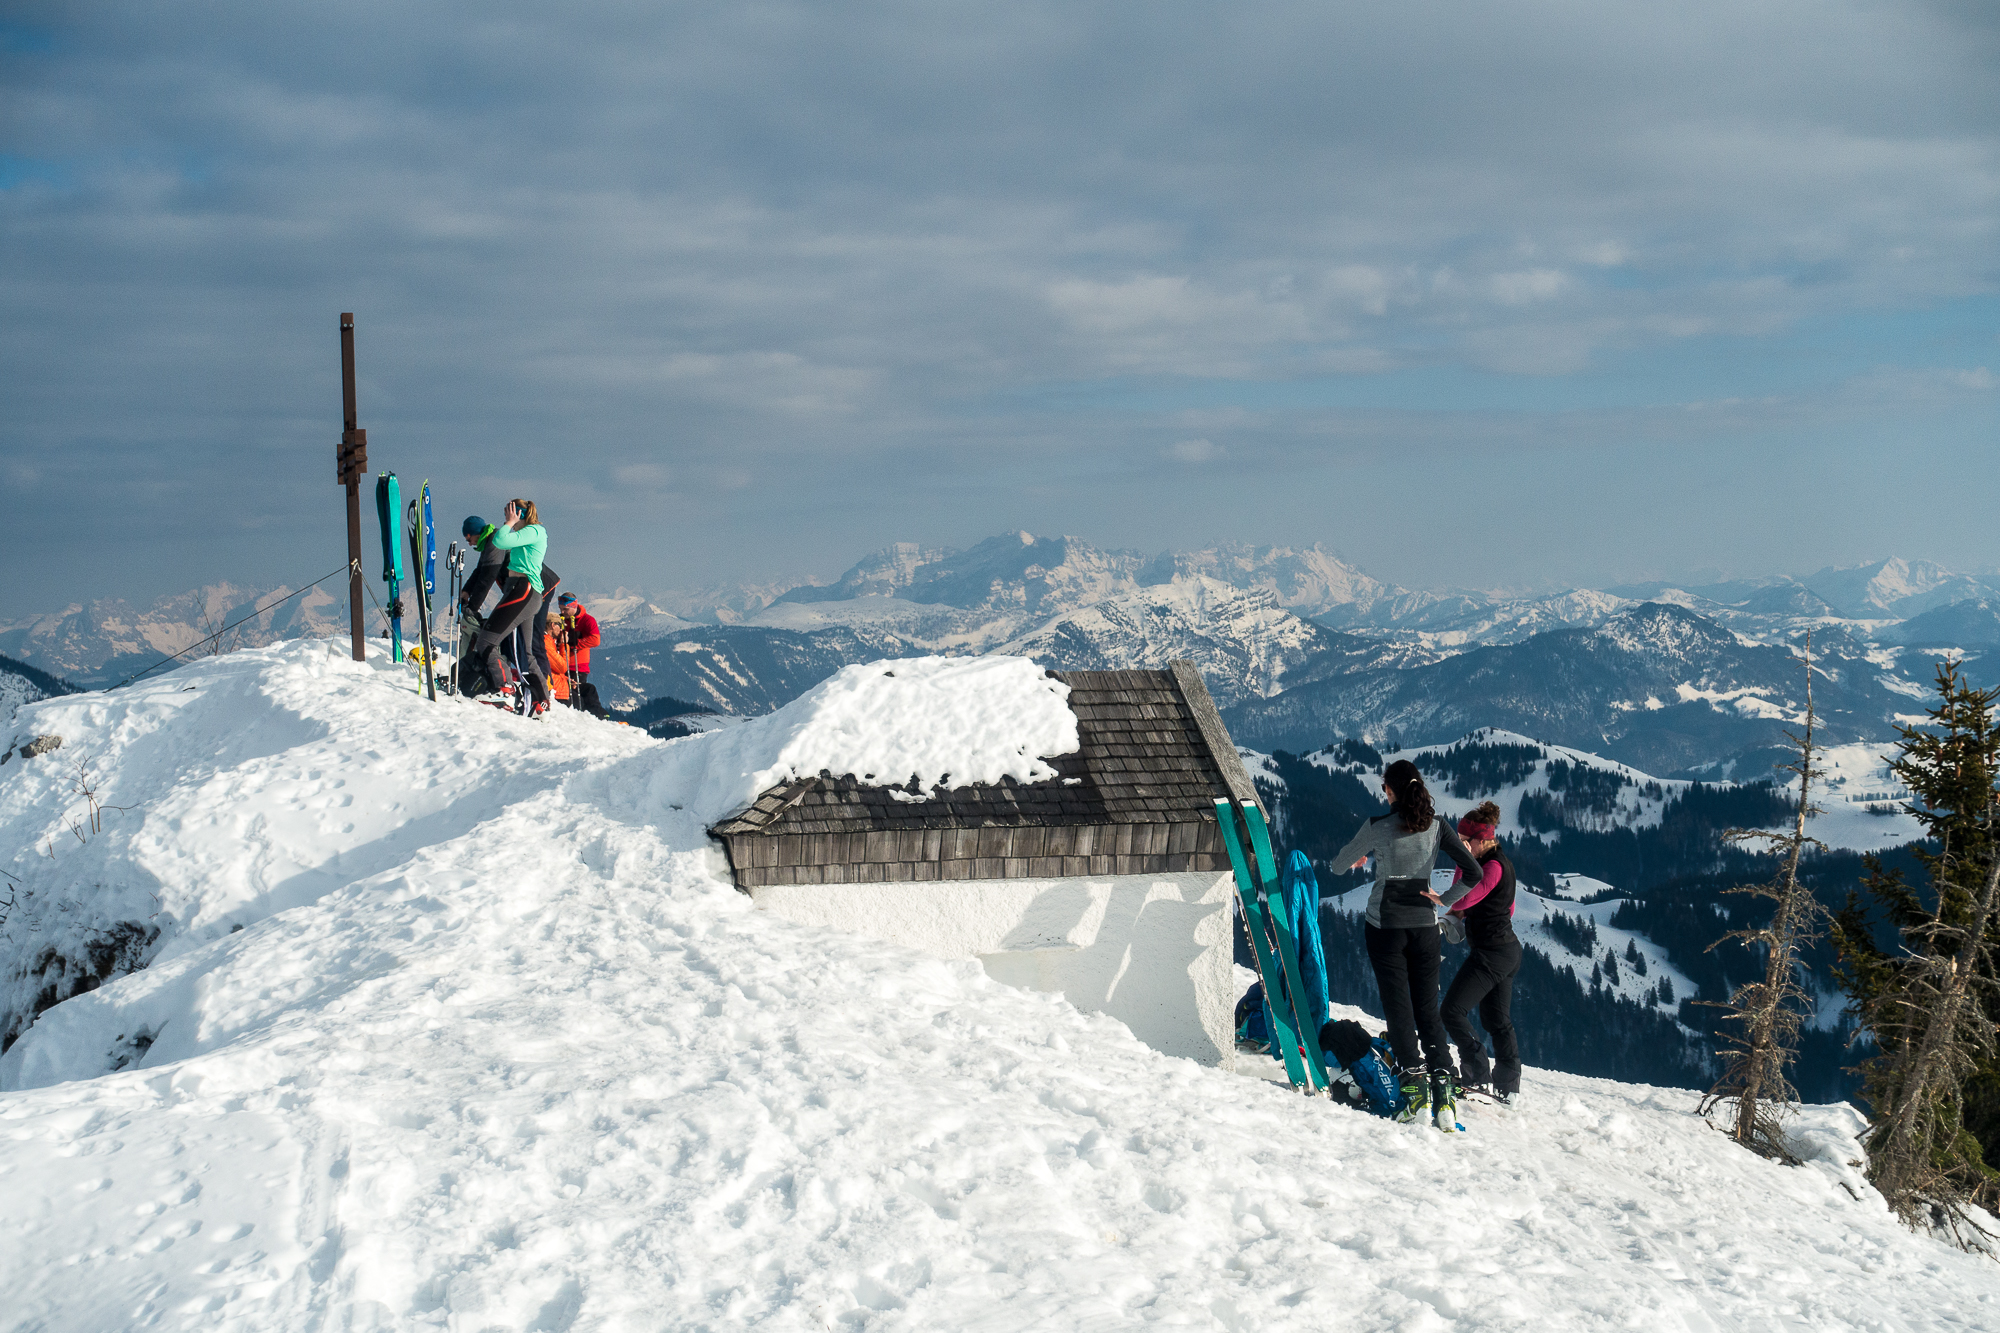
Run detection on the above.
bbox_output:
[583,540,1997,775]
[5,537,1997,776]
[0,580,350,688]
[1220,601,1944,773]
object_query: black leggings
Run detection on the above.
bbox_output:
[1364,922,1453,1076]
[532,592,555,679]
[1443,936,1523,1093]
[473,575,548,706]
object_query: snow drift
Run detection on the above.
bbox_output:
[0,641,1995,1331]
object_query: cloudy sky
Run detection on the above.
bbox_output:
[3,1,1996,617]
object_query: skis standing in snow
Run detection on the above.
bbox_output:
[1439,802,1524,1105]
[441,541,466,695]
[1217,799,1331,1092]
[1330,759,1485,1129]
[373,473,406,660]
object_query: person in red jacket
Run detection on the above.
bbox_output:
[556,594,601,682]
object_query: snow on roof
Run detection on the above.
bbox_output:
[676,654,1078,825]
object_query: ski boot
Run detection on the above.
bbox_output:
[1431,1069,1461,1133]
[1393,1066,1429,1124]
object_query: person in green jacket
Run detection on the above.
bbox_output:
[485,498,547,590]
[467,499,551,715]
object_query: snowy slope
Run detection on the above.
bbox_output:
[2,645,1996,1330]
[1790,741,1928,854]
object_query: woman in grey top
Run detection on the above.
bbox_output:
[1331,758,1485,1127]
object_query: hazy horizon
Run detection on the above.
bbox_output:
[3,527,1992,626]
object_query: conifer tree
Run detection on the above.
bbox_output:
[1832,657,2000,1249]
[1700,632,1826,1162]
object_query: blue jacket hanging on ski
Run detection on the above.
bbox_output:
[1261,850,1332,1059]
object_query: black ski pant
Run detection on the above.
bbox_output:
[532,591,555,680]
[1443,936,1523,1094]
[473,575,548,707]
[1364,922,1453,1078]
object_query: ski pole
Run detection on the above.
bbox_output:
[442,542,459,696]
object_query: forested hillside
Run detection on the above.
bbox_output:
[1247,735,1919,1102]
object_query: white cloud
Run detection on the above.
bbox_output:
[1848,365,1999,398]
[1165,438,1224,463]
[1487,269,1571,305]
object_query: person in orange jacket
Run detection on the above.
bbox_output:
[543,627,571,703]
[556,594,601,682]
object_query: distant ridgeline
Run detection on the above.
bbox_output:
[1251,733,1911,1102]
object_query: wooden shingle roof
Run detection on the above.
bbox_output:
[710,661,1259,890]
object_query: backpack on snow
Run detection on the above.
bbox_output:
[453,612,495,696]
[1321,1018,1406,1119]
[1234,981,1272,1049]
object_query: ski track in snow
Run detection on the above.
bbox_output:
[1,643,1995,1331]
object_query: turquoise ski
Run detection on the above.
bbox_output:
[1237,801,1331,1091]
[1215,799,1312,1090]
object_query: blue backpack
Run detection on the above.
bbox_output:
[1321,1018,1407,1118]
[1234,980,1272,1048]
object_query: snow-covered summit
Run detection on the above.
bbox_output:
[996,575,1342,707]
[1802,556,1998,620]
[1,643,1995,1329]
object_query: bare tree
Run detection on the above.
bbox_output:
[1700,631,1828,1162]
[195,603,242,657]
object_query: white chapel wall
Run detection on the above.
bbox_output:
[749,870,1236,1069]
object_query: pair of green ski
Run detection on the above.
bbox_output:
[1216,798,1330,1094]
[372,471,440,701]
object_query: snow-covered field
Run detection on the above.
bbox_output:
[2,643,1996,1330]
[1792,742,1927,853]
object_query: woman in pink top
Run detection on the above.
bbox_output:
[1440,801,1524,1102]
